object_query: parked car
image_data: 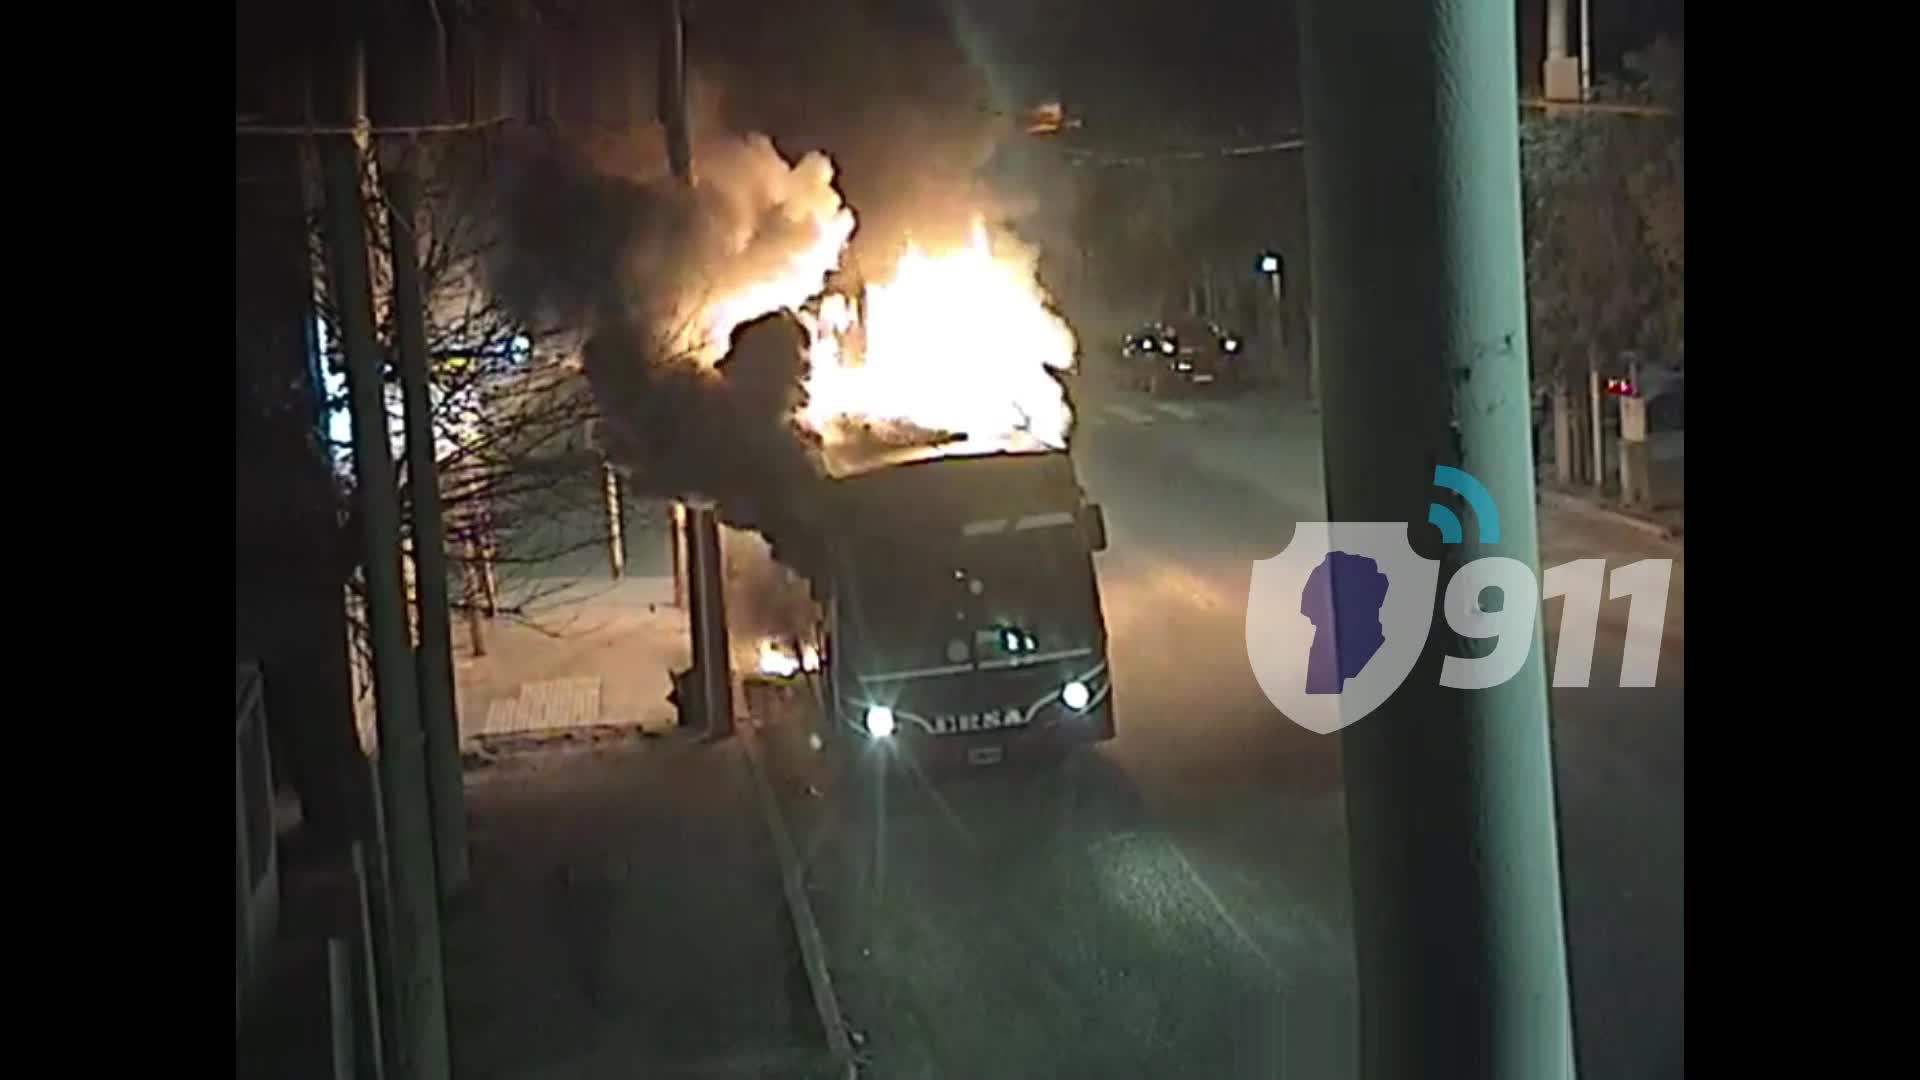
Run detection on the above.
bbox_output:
[1117,318,1249,395]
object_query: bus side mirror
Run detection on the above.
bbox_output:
[1083,504,1108,552]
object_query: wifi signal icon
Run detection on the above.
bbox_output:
[1428,466,1501,545]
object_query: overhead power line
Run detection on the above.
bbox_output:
[1062,137,1307,168]
[236,116,516,137]
[1519,97,1678,117]
[1055,96,1674,168]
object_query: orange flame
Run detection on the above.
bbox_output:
[685,144,1078,449]
[801,218,1076,448]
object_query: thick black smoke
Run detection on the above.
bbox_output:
[691,0,1013,266]
[584,309,830,572]
[481,129,845,566]
[478,1,1027,572]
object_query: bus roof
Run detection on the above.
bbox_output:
[821,430,1060,478]
[828,441,1084,532]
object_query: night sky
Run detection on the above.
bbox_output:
[239,0,1682,145]
[957,0,1681,141]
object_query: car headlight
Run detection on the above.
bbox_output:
[1224,338,1240,352]
[864,705,896,738]
[1062,680,1091,711]
[1175,361,1193,372]
[1161,341,1175,355]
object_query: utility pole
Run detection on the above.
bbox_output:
[1259,252,1289,389]
[318,40,451,1080]
[1267,269,1285,386]
[660,0,733,736]
[1296,0,1577,1078]
[385,148,470,901]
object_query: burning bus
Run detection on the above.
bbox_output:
[811,434,1113,770]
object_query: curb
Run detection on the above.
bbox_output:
[1537,489,1684,547]
[737,724,860,1080]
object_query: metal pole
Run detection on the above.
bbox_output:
[385,153,470,901]
[657,0,693,184]
[659,0,733,735]
[1296,0,1577,1076]
[318,39,451,1080]
[1307,307,1321,408]
[685,503,734,737]
[1268,271,1288,385]
[1579,0,1594,100]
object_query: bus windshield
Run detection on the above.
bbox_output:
[842,520,1100,672]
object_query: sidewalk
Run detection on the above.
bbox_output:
[1537,483,1684,546]
[443,574,837,1080]
[453,575,686,744]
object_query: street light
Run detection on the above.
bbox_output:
[1256,253,1289,388]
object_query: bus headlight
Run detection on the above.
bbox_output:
[864,705,896,739]
[1061,680,1091,711]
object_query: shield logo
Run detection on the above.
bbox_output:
[1246,523,1440,734]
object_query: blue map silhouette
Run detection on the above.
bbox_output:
[1300,551,1390,694]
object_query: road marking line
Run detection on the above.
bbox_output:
[857,663,973,683]
[1153,401,1201,421]
[738,728,860,1078]
[1014,511,1076,531]
[1166,839,1290,988]
[1103,403,1156,424]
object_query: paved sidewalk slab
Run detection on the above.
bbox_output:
[443,569,838,1077]
[455,575,689,742]
[445,735,832,1079]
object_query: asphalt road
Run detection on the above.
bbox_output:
[758,373,1684,1080]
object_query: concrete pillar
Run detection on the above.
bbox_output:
[1619,439,1651,507]
[1618,395,1652,508]
[1543,0,1582,100]
[1296,0,1579,1074]
[385,159,469,901]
